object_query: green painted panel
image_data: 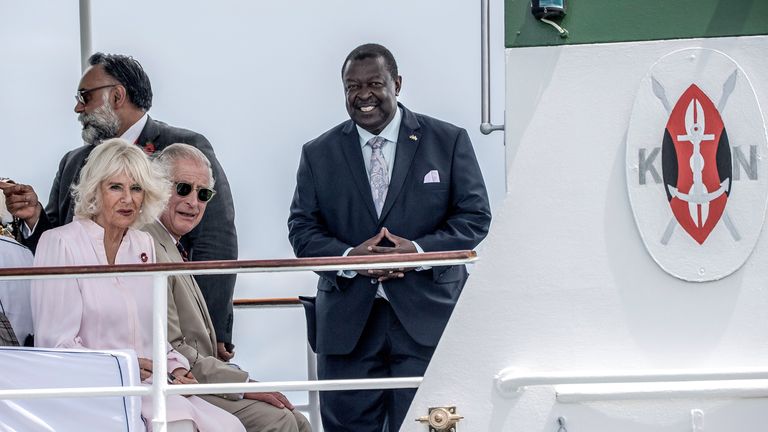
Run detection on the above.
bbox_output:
[506,0,768,48]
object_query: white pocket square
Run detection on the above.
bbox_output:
[423,170,440,183]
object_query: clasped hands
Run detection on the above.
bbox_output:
[348,227,417,282]
[139,360,295,410]
[138,357,198,385]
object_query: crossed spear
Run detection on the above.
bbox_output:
[651,70,741,245]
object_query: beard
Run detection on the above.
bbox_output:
[78,95,121,145]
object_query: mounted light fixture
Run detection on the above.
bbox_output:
[531,0,568,37]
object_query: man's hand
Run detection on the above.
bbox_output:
[349,229,398,281]
[347,229,387,257]
[349,228,417,281]
[244,383,295,410]
[217,342,234,361]
[0,181,41,227]
[369,228,417,254]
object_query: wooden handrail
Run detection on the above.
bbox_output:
[0,250,476,277]
[234,298,302,307]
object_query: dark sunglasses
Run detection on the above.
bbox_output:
[175,182,216,202]
[75,84,118,105]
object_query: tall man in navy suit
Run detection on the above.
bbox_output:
[288,44,491,432]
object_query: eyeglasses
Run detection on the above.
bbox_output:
[75,84,118,105]
[175,182,216,202]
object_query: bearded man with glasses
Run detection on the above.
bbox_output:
[144,144,311,432]
[3,52,239,361]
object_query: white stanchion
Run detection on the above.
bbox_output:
[152,274,169,432]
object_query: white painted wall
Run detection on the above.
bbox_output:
[406,36,768,431]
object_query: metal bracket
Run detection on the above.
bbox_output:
[415,406,464,431]
[691,409,704,432]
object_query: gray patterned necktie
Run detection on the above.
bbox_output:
[368,136,389,216]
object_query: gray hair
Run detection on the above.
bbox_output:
[72,138,171,228]
[154,143,215,188]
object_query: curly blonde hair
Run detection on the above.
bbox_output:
[72,138,170,228]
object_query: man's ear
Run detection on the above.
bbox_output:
[112,85,128,108]
[395,75,402,97]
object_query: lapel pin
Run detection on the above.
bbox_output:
[409,134,418,141]
[143,142,156,156]
[140,252,148,263]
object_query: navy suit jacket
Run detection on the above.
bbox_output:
[288,104,491,355]
[23,117,239,343]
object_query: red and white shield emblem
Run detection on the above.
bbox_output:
[662,84,731,245]
[627,48,768,281]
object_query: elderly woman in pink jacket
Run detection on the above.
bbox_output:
[31,139,244,432]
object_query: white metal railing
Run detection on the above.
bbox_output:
[233,298,418,428]
[0,251,476,432]
[555,380,768,403]
[232,299,321,426]
[494,366,768,401]
[0,385,151,399]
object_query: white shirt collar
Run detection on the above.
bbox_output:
[356,107,403,148]
[120,113,149,145]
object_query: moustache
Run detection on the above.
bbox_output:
[354,97,379,108]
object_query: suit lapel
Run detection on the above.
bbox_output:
[150,222,211,324]
[340,121,379,223]
[136,116,161,151]
[378,106,421,223]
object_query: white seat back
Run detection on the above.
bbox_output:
[0,347,142,431]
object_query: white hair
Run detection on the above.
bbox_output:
[154,143,215,188]
[72,138,171,228]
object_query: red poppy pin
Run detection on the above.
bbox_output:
[143,142,156,155]
[140,252,148,263]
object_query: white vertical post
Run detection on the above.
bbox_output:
[78,0,92,72]
[306,344,322,430]
[480,0,503,135]
[152,274,169,432]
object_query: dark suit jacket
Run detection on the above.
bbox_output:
[288,104,491,355]
[24,116,239,343]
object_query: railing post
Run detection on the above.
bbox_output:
[78,0,92,72]
[306,343,322,430]
[480,0,504,135]
[152,274,169,432]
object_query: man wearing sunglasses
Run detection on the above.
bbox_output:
[144,144,310,432]
[2,52,239,361]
